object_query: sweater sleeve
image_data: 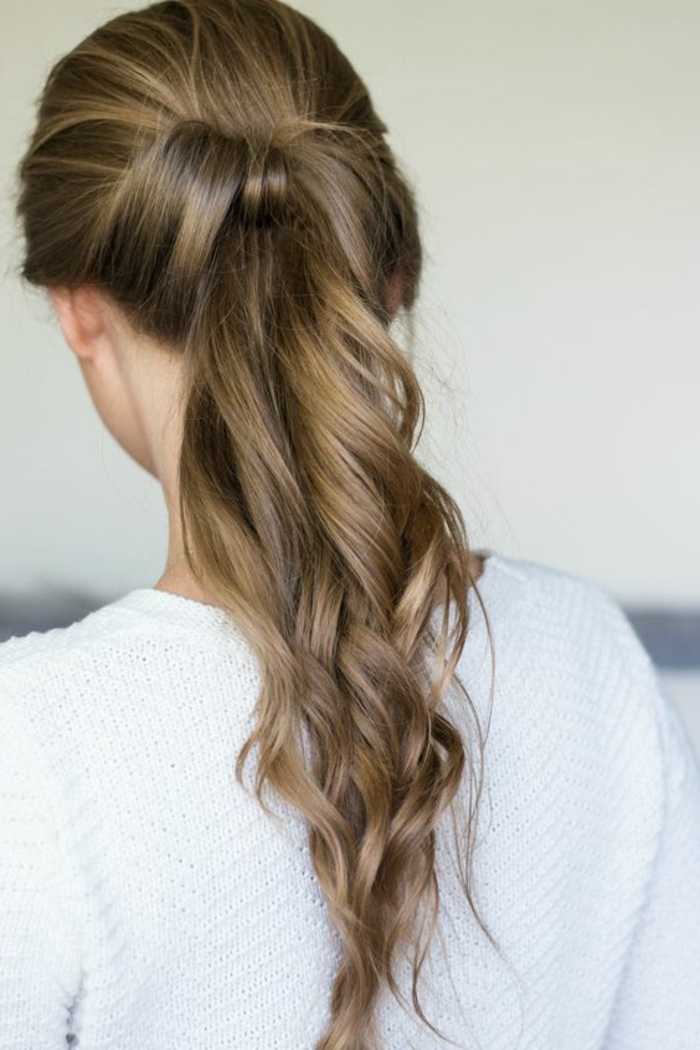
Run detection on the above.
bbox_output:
[0,688,85,1048]
[602,657,700,1048]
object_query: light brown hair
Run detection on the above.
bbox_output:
[14,1,497,1046]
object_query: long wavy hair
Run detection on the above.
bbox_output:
[14,1,498,1046]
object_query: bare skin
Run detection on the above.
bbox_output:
[49,283,484,607]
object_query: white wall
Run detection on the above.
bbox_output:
[2,0,698,607]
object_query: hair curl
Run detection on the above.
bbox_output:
[14,1,498,1046]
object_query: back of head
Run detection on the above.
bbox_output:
[15,2,494,1046]
[19,0,420,337]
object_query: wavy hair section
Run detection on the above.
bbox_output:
[14,1,499,1046]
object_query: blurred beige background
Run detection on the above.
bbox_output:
[2,0,698,612]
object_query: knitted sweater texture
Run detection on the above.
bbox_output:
[1,548,699,1049]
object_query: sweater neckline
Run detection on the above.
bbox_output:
[111,546,501,636]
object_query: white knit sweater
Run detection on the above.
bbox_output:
[1,548,699,1049]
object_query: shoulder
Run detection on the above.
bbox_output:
[485,548,679,844]
[473,550,673,824]
[0,591,143,669]
[0,623,81,716]
[461,555,700,1020]
[0,600,138,727]
[488,548,652,679]
[447,548,667,785]
[0,623,81,674]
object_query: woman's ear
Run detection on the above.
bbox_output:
[48,285,108,363]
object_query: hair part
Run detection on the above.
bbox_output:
[14,1,499,1045]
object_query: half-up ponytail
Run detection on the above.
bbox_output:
[15,1,498,1046]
